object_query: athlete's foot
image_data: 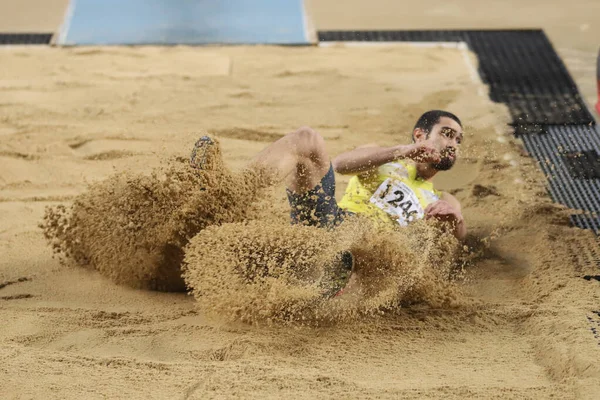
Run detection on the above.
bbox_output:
[319,250,354,299]
[190,136,214,171]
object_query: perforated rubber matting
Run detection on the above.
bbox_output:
[0,33,52,45]
[510,126,600,231]
[520,125,600,233]
[588,311,600,345]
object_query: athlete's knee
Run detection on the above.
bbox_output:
[294,126,320,141]
[292,126,326,157]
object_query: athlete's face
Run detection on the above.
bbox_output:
[417,117,463,171]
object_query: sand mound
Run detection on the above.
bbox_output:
[39,138,273,291]
[40,132,465,322]
[183,217,463,325]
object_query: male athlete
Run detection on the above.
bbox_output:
[191,110,466,296]
[245,109,465,239]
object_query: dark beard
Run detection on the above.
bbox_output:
[432,156,455,171]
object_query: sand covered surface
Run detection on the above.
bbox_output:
[1,45,600,399]
[306,0,600,109]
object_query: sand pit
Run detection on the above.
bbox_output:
[1,44,600,399]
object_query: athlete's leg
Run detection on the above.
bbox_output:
[249,127,352,297]
[191,129,352,298]
[249,126,331,194]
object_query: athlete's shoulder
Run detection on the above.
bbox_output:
[381,160,410,177]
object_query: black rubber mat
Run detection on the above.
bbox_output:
[318,30,465,42]
[318,30,595,127]
[588,311,600,345]
[520,125,600,233]
[562,150,600,180]
[0,33,52,45]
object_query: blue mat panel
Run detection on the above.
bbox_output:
[59,0,309,45]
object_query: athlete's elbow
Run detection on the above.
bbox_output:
[332,158,353,175]
[331,157,344,174]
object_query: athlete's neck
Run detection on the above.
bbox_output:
[415,162,438,181]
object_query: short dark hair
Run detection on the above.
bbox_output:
[413,110,462,138]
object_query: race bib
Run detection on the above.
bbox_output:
[369,178,424,226]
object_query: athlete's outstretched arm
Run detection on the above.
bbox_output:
[332,143,441,175]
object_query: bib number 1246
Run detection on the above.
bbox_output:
[369,178,424,226]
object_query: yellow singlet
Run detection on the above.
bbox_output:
[338,160,442,227]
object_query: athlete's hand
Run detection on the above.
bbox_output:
[396,143,441,164]
[424,200,463,225]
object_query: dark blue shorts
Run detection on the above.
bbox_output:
[286,164,349,229]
